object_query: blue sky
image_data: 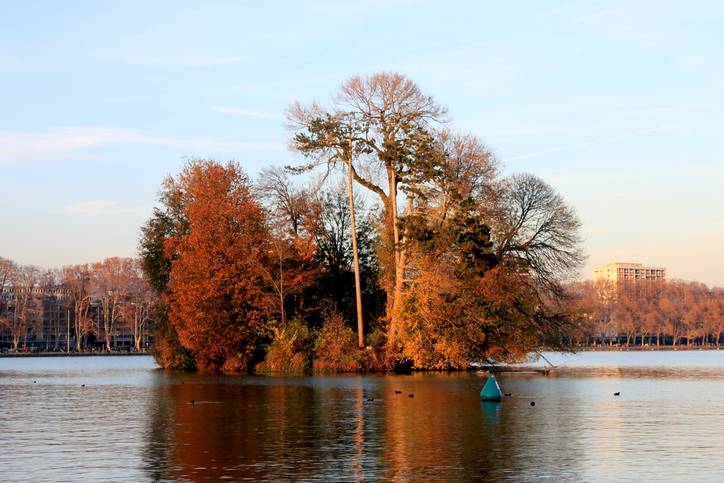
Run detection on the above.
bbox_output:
[1,1,723,286]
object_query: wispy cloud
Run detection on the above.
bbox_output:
[0,126,283,164]
[63,199,117,215]
[96,51,247,67]
[507,127,671,161]
[211,105,282,120]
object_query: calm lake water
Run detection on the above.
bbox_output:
[2,352,724,482]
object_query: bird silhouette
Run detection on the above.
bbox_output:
[394,390,402,394]
[366,397,374,402]
[408,394,414,398]
[530,401,535,406]
[81,384,85,387]
[614,392,621,396]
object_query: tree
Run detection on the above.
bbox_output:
[256,166,310,237]
[306,186,384,333]
[92,257,134,351]
[702,293,722,347]
[61,264,94,351]
[256,168,319,328]
[564,278,724,348]
[0,257,18,344]
[0,256,15,291]
[398,204,501,368]
[0,264,42,350]
[140,169,197,369]
[121,259,155,352]
[286,110,369,345]
[289,72,447,340]
[492,173,584,293]
[160,160,272,372]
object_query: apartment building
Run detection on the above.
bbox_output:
[593,262,666,282]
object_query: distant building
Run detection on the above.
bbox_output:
[593,262,666,282]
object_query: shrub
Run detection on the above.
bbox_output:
[312,312,363,372]
[257,318,313,373]
[151,316,196,371]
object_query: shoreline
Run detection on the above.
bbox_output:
[565,346,722,352]
[0,352,152,358]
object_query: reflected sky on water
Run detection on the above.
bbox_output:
[2,352,724,481]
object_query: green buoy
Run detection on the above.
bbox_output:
[480,375,502,402]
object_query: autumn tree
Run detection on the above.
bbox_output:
[140,174,196,369]
[146,159,272,372]
[288,72,587,366]
[256,167,319,328]
[289,72,447,340]
[564,278,724,348]
[396,161,574,366]
[702,292,722,347]
[397,204,501,368]
[285,110,371,345]
[306,186,385,332]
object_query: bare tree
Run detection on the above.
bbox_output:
[93,257,133,351]
[1,265,42,350]
[257,166,311,237]
[493,173,584,291]
[61,264,93,351]
[122,259,155,352]
[0,256,16,291]
[256,168,320,328]
[0,257,18,339]
[426,130,499,214]
[37,269,63,350]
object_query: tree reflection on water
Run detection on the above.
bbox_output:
[141,373,591,481]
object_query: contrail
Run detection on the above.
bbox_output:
[507,127,669,161]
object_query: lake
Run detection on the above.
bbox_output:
[2,351,724,481]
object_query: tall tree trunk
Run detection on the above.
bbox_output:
[75,303,82,352]
[279,250,285,328]
[388,167,402,343]
[104,302,111,351]
[133,306,141,351]
[346,160,365,348]
[109,301,118,351]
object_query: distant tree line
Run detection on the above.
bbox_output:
[0,256,154,352]
[566,280,724,347]
[140,72,585,373]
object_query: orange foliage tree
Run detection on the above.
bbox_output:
[162,160,272,372]
[567,279,724,347]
